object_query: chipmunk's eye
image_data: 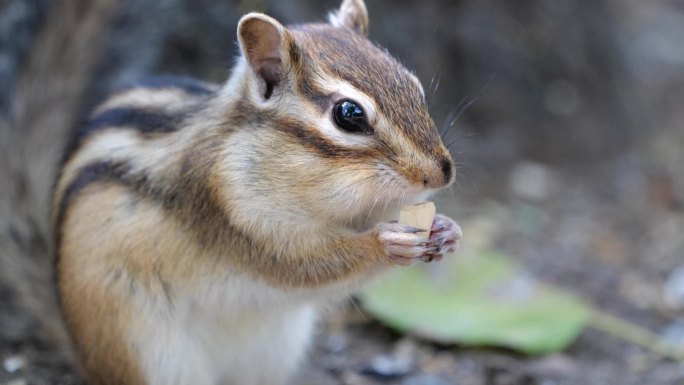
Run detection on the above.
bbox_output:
[333,100,373,135]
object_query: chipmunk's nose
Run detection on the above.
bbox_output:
[422,156,455,189]
[441,158,454,184]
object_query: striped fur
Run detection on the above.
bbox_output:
[53,1,456,384]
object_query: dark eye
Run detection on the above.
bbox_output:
[333,100,373,135]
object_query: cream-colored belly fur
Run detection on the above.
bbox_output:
[129,275,318,385]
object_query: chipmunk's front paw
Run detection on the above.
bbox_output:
[376,214,462,266]
[376,223,430,266]
[427,214,462,261]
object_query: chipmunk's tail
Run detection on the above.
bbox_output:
[0,0,118,351]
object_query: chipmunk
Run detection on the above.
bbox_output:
[50,0,462,384]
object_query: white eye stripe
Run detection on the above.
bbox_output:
[314,76,378,125]
[318,111,375,148]
[303,76,381,148]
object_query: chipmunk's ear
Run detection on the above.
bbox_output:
[328,0,368,36]
[238,13,291,99]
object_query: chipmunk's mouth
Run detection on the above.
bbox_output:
[331,162,443,226]
[374,173,436,207]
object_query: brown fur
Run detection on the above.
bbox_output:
[289,25,442,154]
[53,3,454,383]
[59,186,145,385]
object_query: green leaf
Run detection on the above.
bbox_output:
[360,251,590,355]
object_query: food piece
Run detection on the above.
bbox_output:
[399,201,436,240]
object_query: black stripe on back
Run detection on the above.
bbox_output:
[54,160,131,285]
[62,107,189,167]
[54,156,228,267]
[86,107,186,133]
[55,161,130,250]
[54,142,267,285]
[62,75,213,164]
[133,75,214,96]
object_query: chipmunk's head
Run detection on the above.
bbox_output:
[224,0,454,224]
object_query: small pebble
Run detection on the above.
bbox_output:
[529,354,577,377]
[422,352,456,374]
[362,337,418,379]
[661,319,684,349]
[362,354,413,379]
[3,355,25,373]
[664,265,684,311]
[402,374,452,385]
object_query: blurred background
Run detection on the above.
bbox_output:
[2,0,684,384]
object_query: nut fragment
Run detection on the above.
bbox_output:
[398,202,436,240]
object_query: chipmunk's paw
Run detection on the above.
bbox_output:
[426,214,462,262]
[376,223,430,266]
[377,215,461,266]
